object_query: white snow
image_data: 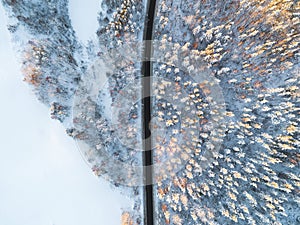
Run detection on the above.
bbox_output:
[68,0,102,44]
[0,4,132,225]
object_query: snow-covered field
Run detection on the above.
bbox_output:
[0,4,132,225]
